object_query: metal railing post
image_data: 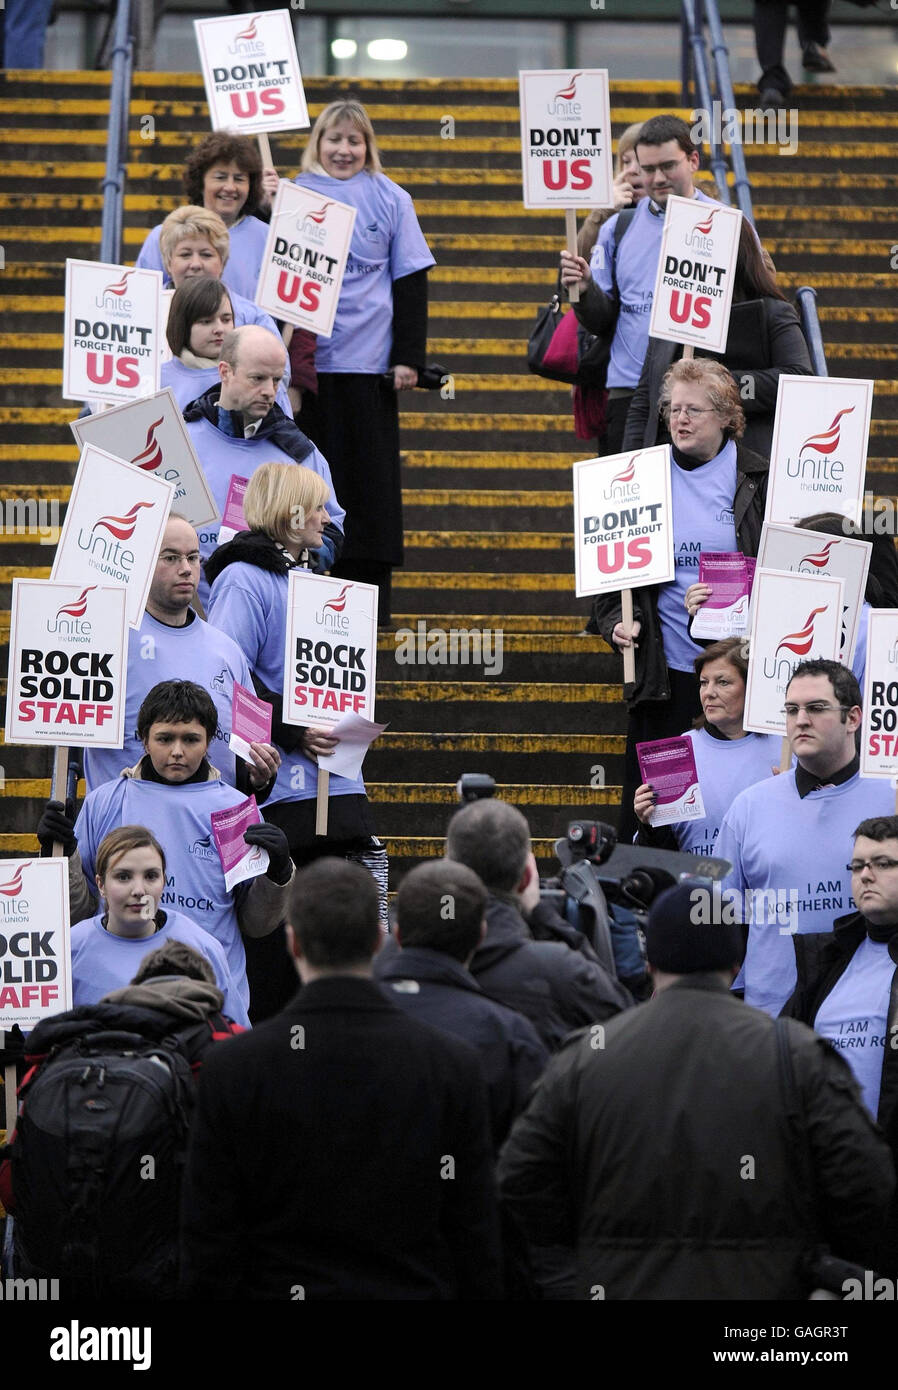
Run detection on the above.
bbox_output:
[99,0,135,267]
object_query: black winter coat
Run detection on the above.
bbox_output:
[469,897,631,1052]
[622,297,813,457]
[592,441,769,706]
[375,946,550,1147]
[498,975,894,1300]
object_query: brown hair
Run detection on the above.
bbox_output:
[95,825,166,884]
[166,277,233,357]
[693,637,748,731]
[184,131,263,215]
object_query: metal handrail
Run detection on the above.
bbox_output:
[99,0,135,266]
[681,0,828,375]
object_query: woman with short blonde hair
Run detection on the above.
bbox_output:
[242,461,330,550]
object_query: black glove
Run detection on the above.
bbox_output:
[243,824,292,884]
[37,799,76,857]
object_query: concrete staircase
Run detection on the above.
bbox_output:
[2,72,896,874]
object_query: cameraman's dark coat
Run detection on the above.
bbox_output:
[498,975,893,1300]
[470,897,630,1052]
[591,443,769,707]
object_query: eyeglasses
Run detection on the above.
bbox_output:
[668,405,715,420]
[639,157,689,176]
[847,858,898,874]
[781,702,850,719]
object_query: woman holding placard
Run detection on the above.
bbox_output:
[633,639,779,854]
[205,462,384,1019]
[592,358,769,843]
[292,99,436,627]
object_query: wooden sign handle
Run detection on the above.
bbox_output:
[315,767,329,837]
[779,735,792,773]
[51,746,69,857]
[682,344,695,360]
[257,133,274,170]
[564,209,580,304]
[621,587,636,686]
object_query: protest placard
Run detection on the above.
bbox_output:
[518,69,613,209]
[5,580,128,749]
[0,859,72,1032]
[229,682,273,762]
[860,610,898,779]
[636,736,705,827]
[744,569,844,737]
[255,180,357,336]
[647,196,742,353]
[70,387,218,530]
[756,521,870,666]
[765,376,873,528]
[63,259,163,405]
[691,552,753,640]
[217,476,249,545]
[194,9,309,136]
[210,796,269,893]
[50,444,174,629]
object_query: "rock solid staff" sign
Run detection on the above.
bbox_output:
[282,574,378,728]
[0,859,72,1030]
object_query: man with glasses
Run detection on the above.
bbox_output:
[559,114,718,455]
[716,659,893,1017]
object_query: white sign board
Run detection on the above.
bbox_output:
[744,569,844,736]
[861,610,898,778]
[194,9,309,135]
[0,859,72,1030]
[63,259,163,405]
[70,387,219,530]
[282,575,378,729]
[5,579,128,749]
[765,376,873,528]
[647,196,742,353]
[518,69,613,209]
[573,446,674,597]
[255,181,357,337]
[50,444,174,629]
[757,522,870,666]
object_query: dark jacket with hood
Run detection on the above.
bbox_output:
[469,896,631,1052]
[183,384,343,571]
[498,974,894,1299]
[592,441,769,706]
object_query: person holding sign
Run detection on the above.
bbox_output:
[69,825,250,1028]
[293,99,436,627]
[37,680,293,1018]
[593,359,770,843]
[135,133,276,304]
[205,463,381,1020]
[634,638,779,855]
[623,219,812,457]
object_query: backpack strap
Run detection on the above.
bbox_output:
[609,205,638,296]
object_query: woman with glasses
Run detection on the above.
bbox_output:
[633,637,779,854]
[592,357,769,843]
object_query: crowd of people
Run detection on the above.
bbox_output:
[3,86,898,1306]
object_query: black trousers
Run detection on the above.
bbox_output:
[754,1,831,94]
[617,668,703,846]
[599,391,635,457]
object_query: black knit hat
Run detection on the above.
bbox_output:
[644,883,745,974]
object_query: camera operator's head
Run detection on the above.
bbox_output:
[395,860,488,963]
[445,799,531,897]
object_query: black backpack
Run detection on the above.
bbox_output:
[8,1004,223,1299]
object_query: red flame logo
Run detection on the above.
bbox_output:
[55,585,96,619]
[554,72,581,101]
[131,417,164,472]
[322,583,353,614]
[102,270,133,297]
[683,789,698,808]
[92,501,155,540]
[799,539,840,569]
[234,17,258,40]
[775,606,829,658]
[305,201,333,225]
[0,863,27,896]
[609,457,637,485]
[799,407,855,458]
[692,208,721,236]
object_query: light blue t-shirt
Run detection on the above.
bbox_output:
[656,440,738,672]
[162,353,292,417]
[663,726,779,856]
[850,600,870,691]
[206,560,366,806]
[814,935,893,1119]
[74,775,264,1013]
[70,907,250,1028]
[592,190,717,389]
[294,170,434,372]
[718,770,895,1016]
[82,609,254,791]
[136,215,271,304]
[185,414,343,608]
